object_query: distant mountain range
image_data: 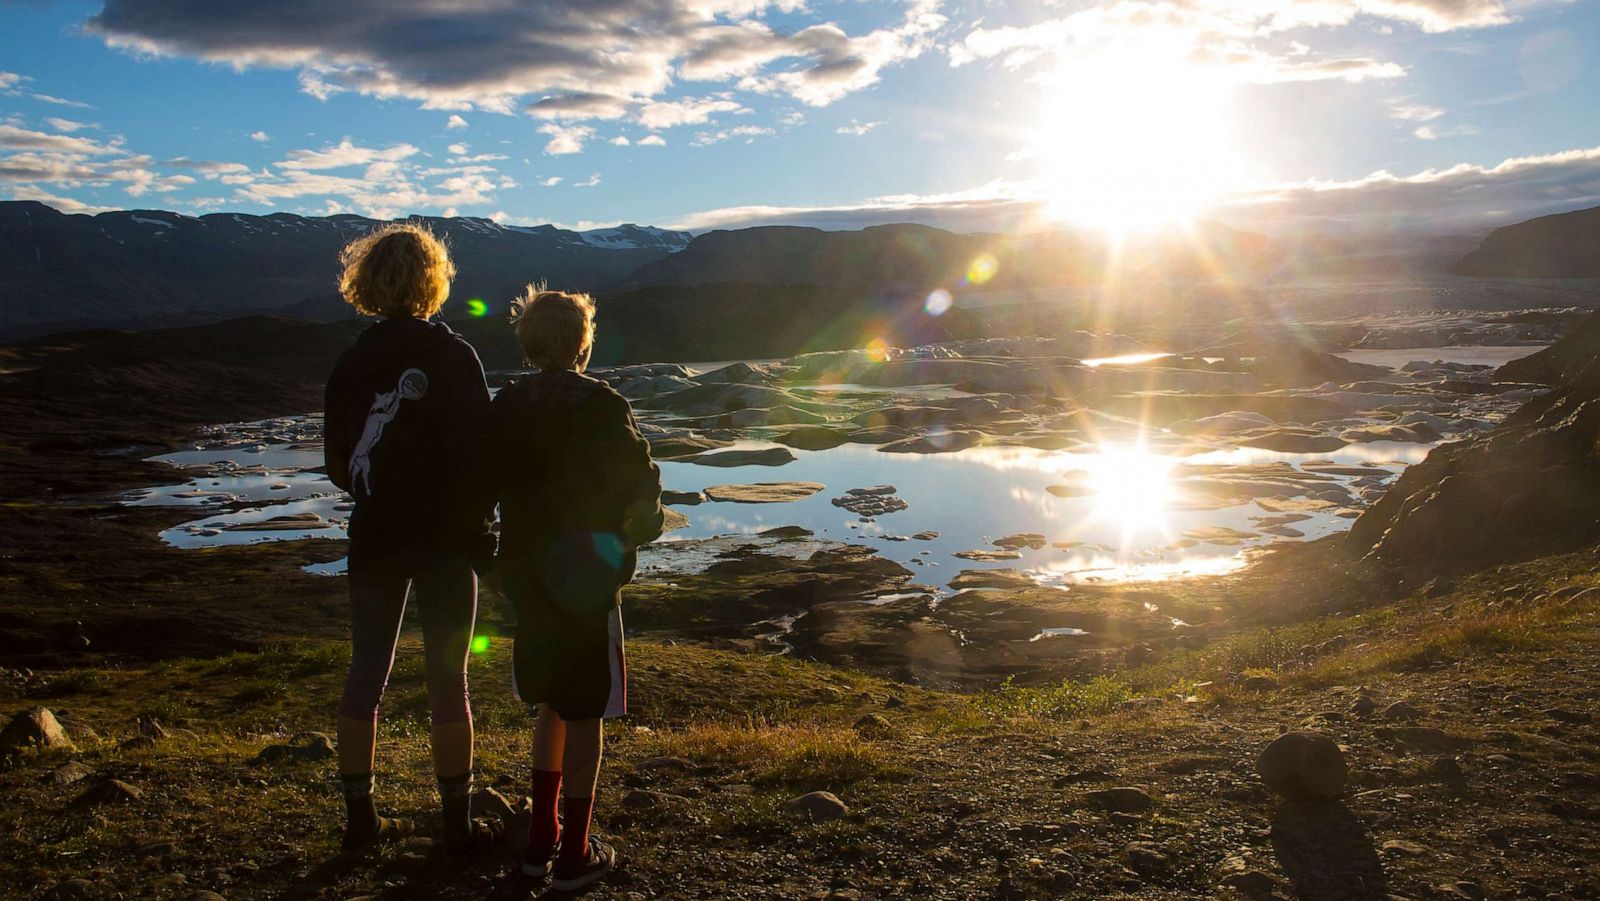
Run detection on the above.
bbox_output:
[1451,205,1600,279]
[4,199,1597,342]
[617,220,1276,295]
[0,201,689,337]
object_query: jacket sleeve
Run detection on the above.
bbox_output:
[600,391,665,549]
[324,356,353,493]
[442,342,496,527]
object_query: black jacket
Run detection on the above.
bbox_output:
[491,370,664,611]
[324,317,494,558]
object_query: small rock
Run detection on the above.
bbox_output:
[74,778,142,807]
[789,790,849,822]
[1349,695,1377,717]
[1382,701,1423,722]
[1,706,76,754]
[1257,731,1348,800]
[291,732,334,761]
[470,786,517,823]
[1084,787,1154,814]
[853,713,892,736]
[45,761,94,786]
[635,756,694,773]
[1240,675,1279,692]
[1122,841,1169,873]
[137,713,169,740]
[1381,839,1426,857]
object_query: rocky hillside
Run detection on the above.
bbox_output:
[0,202,689,337]
[617,221,1275,296]
[1349,309,1600,572]
[1451,205,1600,279]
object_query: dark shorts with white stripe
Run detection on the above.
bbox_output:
[509,586,627,721]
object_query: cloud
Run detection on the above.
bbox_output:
[0,72,23,91]
[6,185,119,214]
[610,136,631,146]
[836,120,880,136]
[446,142,469,155]
[666,145,1600,237]
[0,125,115,155]
[636,96,744,129]
[690,125,774,146]
[538,123,593,155]
[250,130,271,142]
[948,0,1510,85]
[44,118,92,133]
[574,172,602,187]
[542,175,563,186]
[84,0,938,114]
[1389,101,1446,122]
[278,139,419,170]
[525,92,631,120]
[162,156,251,176]
[638,134,667,146]
[446,114,468,130]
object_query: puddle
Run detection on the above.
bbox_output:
[1335,345,1545,369]
[1030,627,1090,641]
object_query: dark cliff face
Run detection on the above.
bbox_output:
[0,202,687,334]
[1350,309,1600,573]
[1450,205,1600,279]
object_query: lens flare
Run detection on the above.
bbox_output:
[924,288,953,316]
[466,298,488,317]
[865,337,891,361]
[966,254,997,286]
[470,635,490,654]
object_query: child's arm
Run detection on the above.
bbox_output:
[323,356,352,493]
[600,392,665,549]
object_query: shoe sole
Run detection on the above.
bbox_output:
[551,854,615,891]
[522,860,552,878]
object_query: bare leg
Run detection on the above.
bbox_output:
[562,718,604,800]
[337,715,378,775]
[533,704,566,772]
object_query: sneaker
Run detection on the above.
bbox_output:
[522,841,559,878]
[551,837,616,891]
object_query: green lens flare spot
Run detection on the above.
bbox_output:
[471,635,490,654]
[466,298,488,317]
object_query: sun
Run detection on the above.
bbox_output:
[1030,43,1244,233]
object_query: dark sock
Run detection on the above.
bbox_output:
[557,795,595,863]
[341,772,380,840]
[438,771,473,848]
[528,768,562,851]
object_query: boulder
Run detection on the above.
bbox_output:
[1256,731,1348,800]
[688,447,797,468]
[74,778,142,807]
[703,482,825,503]
[661,489,706,506]
[1,707,75,754]
[769,425,852,450]
[878,430,985,454]
[1349,327,1600,573]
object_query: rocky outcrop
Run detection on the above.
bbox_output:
[1349,339,1600,572]
[1451,205,1600,278]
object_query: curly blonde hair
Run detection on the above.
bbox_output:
[509,285,596,371]
[337,223,456,318]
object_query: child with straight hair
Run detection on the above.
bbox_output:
[490,286,664,889]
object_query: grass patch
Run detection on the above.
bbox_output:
[972,675,1133,720]
[645,720,904,787]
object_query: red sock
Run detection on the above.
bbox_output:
[527,769,562,851]
[557,795,595,862]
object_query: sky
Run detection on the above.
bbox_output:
[0,0,1597,236]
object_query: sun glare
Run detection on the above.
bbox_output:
[1031,44,1243,232]
[1086,444,1177,529]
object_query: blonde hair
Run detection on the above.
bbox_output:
[338,223,455,318]
[509,286,596,371]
